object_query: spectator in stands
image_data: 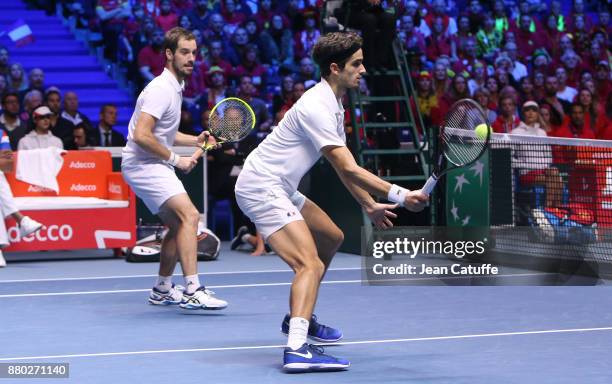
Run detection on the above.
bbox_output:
[273,74,294,116]
[96,0,131,61]
[473,87,497,124]
[293,8,320,60]
[596,93,612,140]
[531,50,552,75]
[532,70,546,100]
[18,68,45,104]
[445,72,469,105]
[425,16,453,64]
[504,42,528,82]
[202,40,233,79]
[277,81,304,123]
[56,91,92,149]
[492,0,510,35]
[542,13,562,55]
[515,14,545,59]
[492,95,520,133]
[45,87,62,140]
[138,28,165,83]
[538,102,553,133]
[559,50,582,87]
[156,0,178,32]
[345,0,396,71]
[584,40,606,73]
[556,33,574,60]
[540,74,570,127]
[220,0,249,36]
[203,66,229,109]
[233,45,267,91]
[452,37,480,75]
[267,14,296,71]
[7,63,28,93]
[187,0,211,31]
[553,67,577,102]
[295,56,317,89]
[548,0,565,32]
[397,14,426,55]
[178,14,192,30]
[0,93,27,150]
[518,76,536,105]
[225,27,250,67]
[475,11,502,62]
[18,106,63,150]
[236,75,272,133]
[21,90,43,125]
[0,46,9,78]
[90,104,126,147]
[551,102,595,139]
[73,123,90,148]
[593,61,610,101]
[576,88,599,135]
[203,13,227,43]
[426,0,457,35]
[254,0,275,28]
[510,101,563,208]
[451,14,472,63]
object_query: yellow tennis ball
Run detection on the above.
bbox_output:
[474,123,490,139]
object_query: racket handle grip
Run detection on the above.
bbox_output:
[422,175,438,194]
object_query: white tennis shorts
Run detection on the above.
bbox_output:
[122,162,186,214]
[235,172,306,240]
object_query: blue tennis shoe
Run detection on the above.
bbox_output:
[281,314,343,342]
[283,343,350,372]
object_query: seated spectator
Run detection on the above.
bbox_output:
[276,81,304,124]
[44,87,62,141]
[203,66,229,109]
[225,27,250,67]
[254,0,275,28]
[243,17,277,66]
[187,0,211,31]
[542,13,562,55]
[293,8,320,60]
[220,0,249,36]
[89,104,126,147]
[485,75,500,110]
[425,0,457,35]
[593,61,610,101]
[531,50,552,75]
[473,87,497,124]
[551,102,595,139]
[492,95,521,133]
[514,14,545,59]
[233,44,267,91]
[398,14,426,55]
[576,87,600,135]
[295,56,317,89]
[73,123,90,148]
[554,67,577,104]
[20,90,43,125]
[203,13,227,43]
[518,76,536,105]
[540,74,570,127]
[273,74,294,116]
[137,28,165,84]
[559,50,582,87]
[201,40,233,80]
[452,37,480,75]
[18,106,63,150]
[155,0,178,32]
[7,63,28,93]
[467,61,487,96]
[510,100,563,209]
[596,93,612,140]
[538,102,554,133]
[492,0,510,35]
[475,11,503,61]
[504,42,528,82]
[236,75,272,133]
[0,93,27,150]
[55,91,92,150]
[425,16,453,64]
[267,14,296,71]
[532,70,546,100]
[18,68,45,104]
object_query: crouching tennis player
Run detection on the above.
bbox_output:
[235,32,428,372]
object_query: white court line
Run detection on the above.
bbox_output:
[1,326,610,361]
[0,273,554,299]
[0,267,363,284]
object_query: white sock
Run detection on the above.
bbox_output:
[155,275,172,292]
[241,233,251,243]
[287,317,309,350]
[184,274,201,294]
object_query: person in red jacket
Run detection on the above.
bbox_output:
[551,102,596,139]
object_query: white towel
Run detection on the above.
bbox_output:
[16,147,66,194]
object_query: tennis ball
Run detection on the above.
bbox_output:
[474,123,490,139]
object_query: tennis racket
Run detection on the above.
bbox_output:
[191,97,256,160]
[421,98,491,194]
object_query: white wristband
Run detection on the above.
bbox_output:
[387,184,408,207]
[166,151,180,167]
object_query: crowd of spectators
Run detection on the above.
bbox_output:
[407,0,610,140]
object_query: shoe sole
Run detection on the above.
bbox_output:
[148,298,181,305]
[179,303,228,310]
[283,362,350,372]
[280,330,343,343]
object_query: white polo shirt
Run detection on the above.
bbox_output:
[122,68,184,165]
[242,78,346,194]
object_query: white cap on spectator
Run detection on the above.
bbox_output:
[33,105,53,117]
[522,100,539,110]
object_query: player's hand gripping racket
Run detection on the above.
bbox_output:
[192,97,256,160]
[421,98,491,194]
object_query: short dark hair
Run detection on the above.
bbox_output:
[312,32,362,78]
[1,92,19,105]
[44,89,60,102]
[162,27,196,55]
[570,102,584,112]
[100,103,116,113]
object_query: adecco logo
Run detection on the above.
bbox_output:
[27,185,54,193]
[69,161,96,169]
[70,184,97,192]
[8,224,74,243]
[108,182,122,194]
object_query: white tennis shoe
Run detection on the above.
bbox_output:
[179,287,228,310]
[19,216,43,237]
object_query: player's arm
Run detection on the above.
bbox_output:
[321,145,428,212]
[132,112,196,173]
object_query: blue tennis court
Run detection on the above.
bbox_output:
[1,245,611,383]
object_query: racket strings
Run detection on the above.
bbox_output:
[209,99,255,142]
[441,100,488,166]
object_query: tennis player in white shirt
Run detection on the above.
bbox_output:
[235,32,428,372]
[122,27,227,310]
